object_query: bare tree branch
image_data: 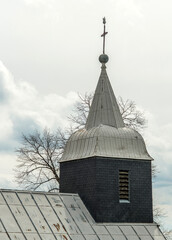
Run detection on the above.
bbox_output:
[69,93,146,132]
[15,129,61,192]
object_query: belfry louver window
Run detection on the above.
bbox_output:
[119,170,130,203]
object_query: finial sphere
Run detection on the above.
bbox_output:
[99,54,109,63]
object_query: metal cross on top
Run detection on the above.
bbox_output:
[101,17,108,54]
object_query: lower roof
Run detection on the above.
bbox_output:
[0,189,165,240]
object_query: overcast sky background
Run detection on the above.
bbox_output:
[0,0,172,230]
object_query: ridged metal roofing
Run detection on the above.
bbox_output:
[85,63,124,130]
[60,125,153,162]
[60,62,153,162]
[0,189,165,240]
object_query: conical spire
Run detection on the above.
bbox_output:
[85,63,125,129]
[86,17,124,130]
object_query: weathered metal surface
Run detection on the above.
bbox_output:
[84,235,99,240]
[0,233,9,240]
[146,226,163,236]
[8,233,25,240]
[24,233,41,240]
[85,64,124,130]
[60,63,153,163]
[70,235,85,240]
[32,193,50,206]
[25,205,51,233]
[98,235,113,240]
[18,193,36,206]
[51,204,81,235]
[73,196,95,224]
[67,207,94,235]
[10,205,36,233]
[106,225,123,235]
[119,225,137,235]
[54,233,70,240]
[38,206,66,234]
[0,190,166,240]
[92,225,109,235]
[133,226,150,235]
[111,235,126,240]
[60,124,153,162]
[0,205,21,233]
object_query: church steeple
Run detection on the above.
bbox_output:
[86,18,124,129]
[60,19,153,223]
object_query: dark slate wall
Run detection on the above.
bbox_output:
[60,157,153,223]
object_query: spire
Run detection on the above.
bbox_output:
[85,18,125,130]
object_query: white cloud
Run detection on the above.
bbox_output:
[0,60,80,190]
[0,60,79,157]
[0,60,78,134]
[23,0,55,8]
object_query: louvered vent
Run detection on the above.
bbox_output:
[119,170,130,203]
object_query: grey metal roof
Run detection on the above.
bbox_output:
[60,124,153,162]
[60,62,153,162]
[85,63,125,130]
[0,189,165,240]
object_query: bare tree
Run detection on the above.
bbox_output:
[69,93,146,132]
[68,92,93,130]
[118,96,146,131]
[15,129,62,192]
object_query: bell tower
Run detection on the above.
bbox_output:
[59,18,153,223]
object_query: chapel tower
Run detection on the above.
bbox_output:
[59,18,153,223]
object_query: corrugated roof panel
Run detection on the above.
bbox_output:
[146,226,163,236]
[0,205,21,233]
[111,235,127,240]
[151,237,166,240]
[139,236,154,240]
[18,193,36,206]
[25,206,52,233]
[2,192,20,205]
[47,195,65,208]
[32,194,50,206]
[0,219,5,232]
[92,225,109,235]
[84,235,99,240]
[119,226,137,235]
[98,235,113,240]
[60,195,78,208]
[73,196,95,224]
[0,233,10,240]
[106,226,123,235]
[52,205,81,235]
[54,233,70,240]
[0,193,6,204]
[126,235,140,240]
[38,206,66,234]
[133,226,150,235]
[24,233,41,240]
[39,233,56,240]
[9,233,25,240]
[70,235,85,240]
[67,207,95,235]
[10,205,36,233]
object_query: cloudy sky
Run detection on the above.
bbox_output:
[0,0,172,230]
